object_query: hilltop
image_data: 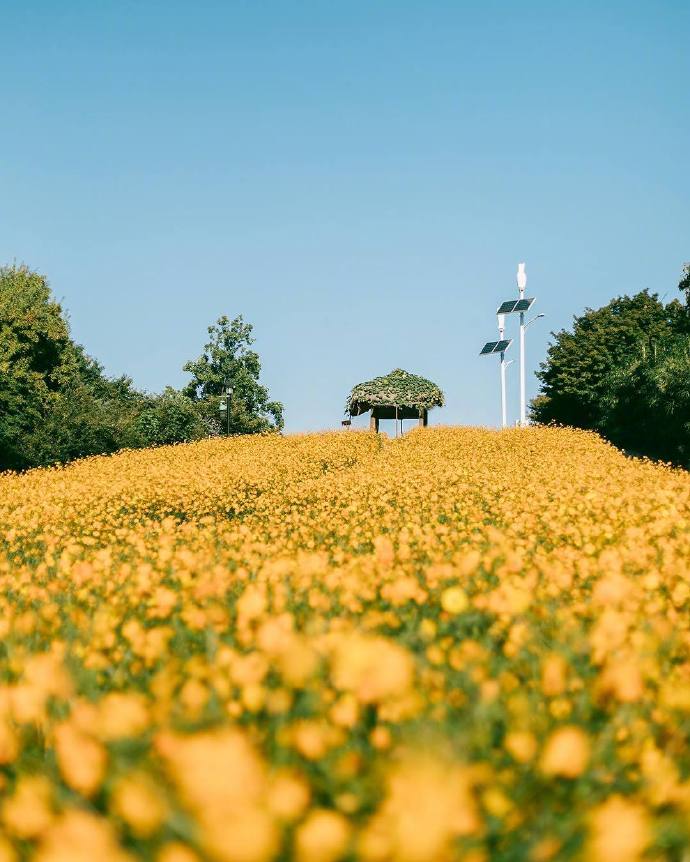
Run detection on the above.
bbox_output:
[1,427,689,861]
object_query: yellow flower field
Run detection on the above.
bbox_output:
[1,426,690,861]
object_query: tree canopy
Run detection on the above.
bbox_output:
[532,267,690,466]
[183,315,283,433]
[1,266,282,472]
[599,336,690,464]
[532,290,687,430]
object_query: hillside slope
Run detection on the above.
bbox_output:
[1,427,689,861]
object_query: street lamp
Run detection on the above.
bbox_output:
[525,313,545,331]
[224,384,233,436]
[219,384,234,436]
[479,335,514,428]
[517,263,527,425]
[495,264,543,425]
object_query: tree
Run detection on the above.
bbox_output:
[531,291,687,430]
[1,268,284,472]
[183,315,283,433]
[129,388,217,448]
[0,265,144,470]
[0,265,79,470]
[599,337,690,464]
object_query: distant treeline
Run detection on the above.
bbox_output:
[532,264,690,467]
[0,265,283,472]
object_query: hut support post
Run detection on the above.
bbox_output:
[419,409,428,427]
[369,413,379,433]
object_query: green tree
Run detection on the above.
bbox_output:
[0,265,145,470]
[531,291,687,429]
[129,388,216,448]
[599,336,690,464]
[0,265,79,469]
[1,269,284,471]
[183,315,283,433]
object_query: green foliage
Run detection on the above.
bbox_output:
[533,268,690,466]
[346,368,445,416]
[600,337,690,464]
[0,267,207,471]
[0,265,82,470]
[183,315,283,432]
[130,388,216,448]
[532,291,687,429]
[1,268,283,472]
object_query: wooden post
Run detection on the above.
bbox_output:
[369,413,379,433]
[418,408,424,427]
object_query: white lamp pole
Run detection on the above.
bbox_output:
[498,313,507,428]
[517,262,527,425]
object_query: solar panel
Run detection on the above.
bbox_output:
[497,300,518,314]
[479,339,512,356]
[515,297,535,312]
[497,298,535,314]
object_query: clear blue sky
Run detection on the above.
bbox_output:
[1,1,688,432]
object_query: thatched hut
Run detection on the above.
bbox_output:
[346,368,445,432]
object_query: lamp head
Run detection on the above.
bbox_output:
[517,262,527,290]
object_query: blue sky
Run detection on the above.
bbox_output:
[1,1,688,432]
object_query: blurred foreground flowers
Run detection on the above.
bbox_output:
[1,426,690,860]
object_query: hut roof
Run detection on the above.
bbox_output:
[346,368,445,416]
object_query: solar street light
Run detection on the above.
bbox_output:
[513,263,543,426]
[481,263,544,429]
[479,335,513,429]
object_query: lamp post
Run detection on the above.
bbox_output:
[498,313,508,429]
[225,385,233,436]
[517,263,527,425]
[493,265,544,427]
[219,384,234,436]
[479,335,513,426]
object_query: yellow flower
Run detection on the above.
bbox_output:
[34,809,132,862]
[505,730,537,764]
[97,692,149,741]
[156,845,201,862]
[201,809,278,862]
[295,809,351,862]
[540,726,590,778]
[0,719,19,764]
[330,634,413,704]
[54,722,107,796]
[440,586,469,614]
[541,654,567,697]
[587,796,650,862]
[0,836,17,862]
[2,775,53,839]
[266,770,311,822]
[110,773,167,837]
